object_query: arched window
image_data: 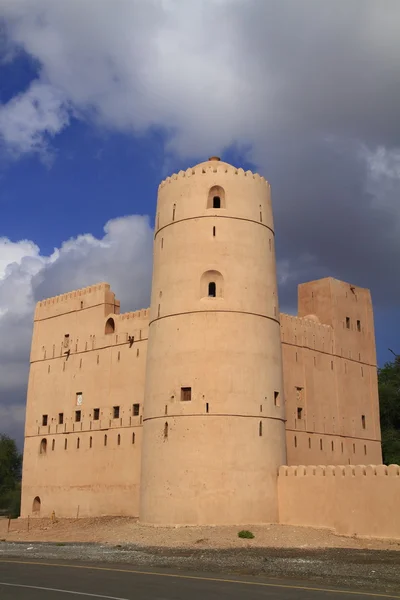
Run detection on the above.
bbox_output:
[207,185,225,209]
[40,439,47,454]
[201,270,223,299]
[105,317,115,334]
[32,496,41,513]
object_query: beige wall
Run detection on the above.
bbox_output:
[278,464,400,539]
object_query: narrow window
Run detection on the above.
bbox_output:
[308,437,311,449]
[76,392,83,405]
[294,436,297,448]
[64,333,70,347]
[364,444,367,455]
[117,434,121,446]
[357,319,361,332]
[341,442,344,453]
[97,354,100,364]
[331,441,334,451]
[158,304,160,317]
[52,439,55,451]
[206,402,209,413]
[346,316,350,329]
[331,360,334,370]
[165,405,168,415]
[161,237,164,249]
[260,404,263,412]
[75,410,81,423]
[89,436,92,449]
[361,366,363,377]
[296,352,298,362]
[64,439,68,450]
[208,282,216,297]
[77,437,80,449]
[259,421,263,436]
[172,204,176,221]
[136,348,139,357]
[40,438,47,454]
[42,414,48,426]
[361,415,366,429]
[80,301,84,309]
[48,365,50,374]
[353,443,356,454]
[104,434,107,447]
[164,422,169,439]
[32,497,41,513]
[213,226,216,237]
[274,391,280,407]
[297,407,303,420]
[59,413,64,425]
[133,403,140,416]
[132,432,135,444]
[118,351,120,361]
[259,206,263,222]
[93,408,100,421]
[113,406,120,419]
[320,438,323,450]
[213,196,221,208]
[181,387,192,401]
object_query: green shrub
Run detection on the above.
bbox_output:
[238,530,255,539]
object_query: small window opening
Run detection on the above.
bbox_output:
[346,316,350,329]
[208,282,216,297]
[133,403,140,416]
[364,444,367,455]
[93,408,100,420]
[89,436,92,448]
[259,421,263,436]
[260,404,263,412]
[77,437,80,449]
[172,204,176,221]
[320,438,323,450]
[341,442,344,453]
[331,360,334,370]
[361,415,366,429]
[294,435,297,448]
[357,319,361,332]
[52,439,55,451]
[137,348,139,357]
[165,405,168,415]
[64,334,70,348]
[213,196,221,208]
[42,414,48,426]
[181,387,192,401]
[118,351,120,361]
[32,496,41,513]
[164,422,169,439]
[259,206,263,222]
[75,410,81,423]
[308,437,311,449]
[331,441,334,451]
[117,434,121,446]
[297,407,303,420]
[206,402,209,413]
[353,443,356,454]
[132,432,135,444]
[48,365,50,374]
[161,237,164,249]
[80,301,84,309]
[64,439,68,450]
[113,406,120,419]
[104,434,107,447]
[105,317,115,334]
[58,413,64,425]
[213,226,216,237]
[361,366,363,377]
[40,438,47,454]
[274,391,280,406]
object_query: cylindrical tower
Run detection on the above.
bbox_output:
[140,157,286,525]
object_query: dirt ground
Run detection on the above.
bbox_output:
[1,516,399,551]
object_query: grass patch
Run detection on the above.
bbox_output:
[238,530,255,539]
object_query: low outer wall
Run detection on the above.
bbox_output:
[278,464,400,539]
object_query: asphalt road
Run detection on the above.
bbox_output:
[0,559,399,600]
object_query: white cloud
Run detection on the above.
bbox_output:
[0,214,153,443]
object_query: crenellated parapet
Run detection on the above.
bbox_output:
[280,312,332,354]
[158,162,269,190]
[35,282,119,321]
[118,308,150,321]
[279,464,400,477]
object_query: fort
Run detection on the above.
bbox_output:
[21,157,400,538]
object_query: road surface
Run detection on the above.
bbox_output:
[0,559,399,599]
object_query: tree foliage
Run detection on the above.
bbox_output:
[0,434,22,517]
[378,355,400,465]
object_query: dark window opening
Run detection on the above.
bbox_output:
[213,226,216,237]
[32,496,41,513]
[105,317,115,334]
[357,319,361,332]
[80,301,84,309]
[58,413,64,425]
[75,410,81,422]
[331,441,334,451]
[132,432,135,444]
[164,422,169,439]
[89,436,92,448]
[172,204,176,221]
[294,436,297,448]
[117,434,121,446]
[341,442,344,453]
[274,391,280,407]
[40,438,47,454]
[165,405,168,415]
[181,387,192,401]
[320,439,323,450]
[133,403,140,416]
[77,437,80,449]
[353,443,356,454]
[206,402,209,413]
[297,407,303,420]
[42,414,48,426]
[259,421,263,436]
[346,316,350,329]
[361,415,366,429]
[64,439,68,450]
[52,439,55,451]
[364,444,367,455]
[213,196,221,208]
[308,437,311,449]
[93,408,100,420]
[104,434,107,447]
[208,282,216,297]
[113,406,120,419]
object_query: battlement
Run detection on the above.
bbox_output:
[159,162,269,189]
[34,282,118,321]
[119,308,150,321]
[279,464,400,477]
[280,313,331,331]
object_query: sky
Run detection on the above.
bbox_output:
[0,0,400,445]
